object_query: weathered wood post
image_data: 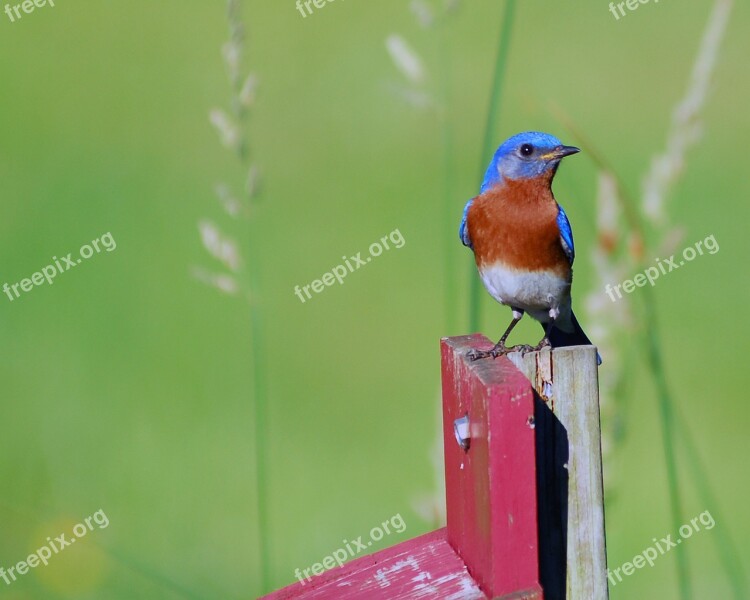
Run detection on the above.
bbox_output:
[506,345,608,600]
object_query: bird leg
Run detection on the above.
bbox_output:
[520,316,556,356]
[468,310,525,361]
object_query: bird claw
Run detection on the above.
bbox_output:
[517,339,551,357]
[535,338,552,351]
[511,344,535,356]
[467,348,493,361]
[467,345,507,361]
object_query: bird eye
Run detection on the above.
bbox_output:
[520,143,534,157]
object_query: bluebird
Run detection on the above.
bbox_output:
[460,131,600,363]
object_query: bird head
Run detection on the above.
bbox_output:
[480,131,580,193]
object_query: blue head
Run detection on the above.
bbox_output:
[480,131,580,193]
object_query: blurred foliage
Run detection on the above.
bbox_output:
[0,1,748,598]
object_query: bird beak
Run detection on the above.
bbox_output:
[540,145,581,160]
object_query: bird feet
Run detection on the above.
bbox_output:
[467,339,550,361]
[467,343,528,361]
[467,344,508,361]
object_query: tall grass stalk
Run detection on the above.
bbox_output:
[225,2,272,590]
[198,0,270,592]
[675,410,749,598]
[388,1,463,334]
[637,3,732,595]
[641,291,690,598]
[388,0,465,527]
[566,129,693,598]
[573,138,691,598]
[468,0,517,333]
[437,14,458,335]
[569,126,693,596]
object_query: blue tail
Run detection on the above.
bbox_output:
[545,312,602,364]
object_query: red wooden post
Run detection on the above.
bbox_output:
[258,335,546,599]
[441,334,543,599]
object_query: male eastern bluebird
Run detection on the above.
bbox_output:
[460,131,600,363]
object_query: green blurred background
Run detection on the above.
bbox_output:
[1,0,748,598]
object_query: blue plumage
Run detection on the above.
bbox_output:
[459,199,474,249]
[480,131,569,192]
[556,204,575,263]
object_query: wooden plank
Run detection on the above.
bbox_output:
[257,529,487,600]
[441,335,543,600]
[507,345,608,600]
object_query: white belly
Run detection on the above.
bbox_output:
[479,263,571,321]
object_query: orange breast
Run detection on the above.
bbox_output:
[467,176,571,277]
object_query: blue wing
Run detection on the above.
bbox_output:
[556,204,575,263]
[459,198,474,250]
